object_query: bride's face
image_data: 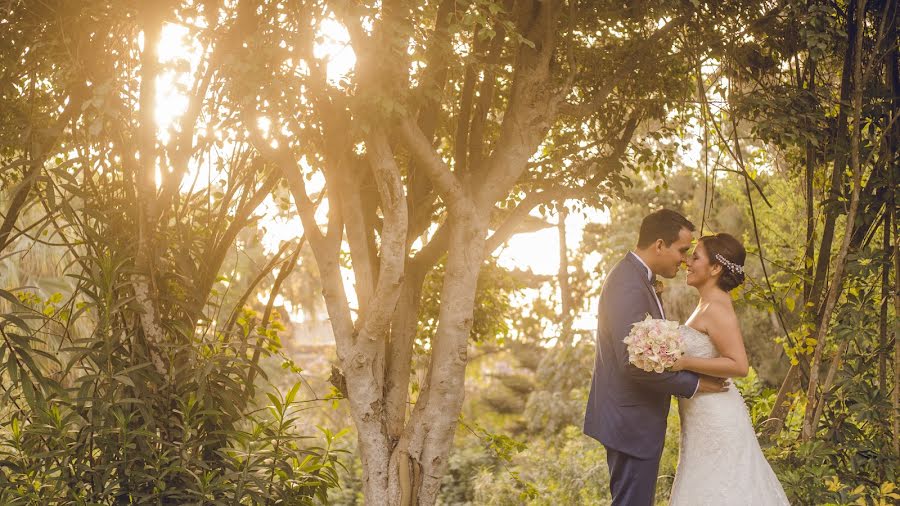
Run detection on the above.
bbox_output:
[686,242,720,287]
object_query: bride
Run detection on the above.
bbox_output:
[668,233,790,505]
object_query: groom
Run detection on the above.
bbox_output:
[584,209,727,506]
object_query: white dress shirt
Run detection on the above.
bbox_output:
[629,252,665,318]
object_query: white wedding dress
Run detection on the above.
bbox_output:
[669,326,790,505]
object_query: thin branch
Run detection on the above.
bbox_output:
[397,116,469,210]
[246,124,325,246]
[243,235,307,402]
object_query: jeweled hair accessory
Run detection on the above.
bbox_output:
[715,253,744,274]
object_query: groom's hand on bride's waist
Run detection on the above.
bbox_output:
[696,375,729,394]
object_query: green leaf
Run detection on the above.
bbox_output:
[286,381,301,405]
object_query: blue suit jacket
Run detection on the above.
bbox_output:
[583,253,699,459]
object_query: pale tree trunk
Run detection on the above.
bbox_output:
[133,2,168,378]
[763,365,799,438]
[384,240,450,502]
[303,45,403,501]
[767,0,861,436]
[385,268,428,443]
[800,0,867,441]
[391,208,487,505]
[324,130,410,505]
[251,128,404,504]
[558,207,573,341]
[385,2,562,500]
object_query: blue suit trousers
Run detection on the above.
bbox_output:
[606,447,660,506]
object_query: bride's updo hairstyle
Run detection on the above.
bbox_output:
[699,233,746,292]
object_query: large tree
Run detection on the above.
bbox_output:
[221,0,770,503]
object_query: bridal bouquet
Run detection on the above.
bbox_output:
[623,315,684,373]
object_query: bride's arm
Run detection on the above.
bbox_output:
[671,305,749,378]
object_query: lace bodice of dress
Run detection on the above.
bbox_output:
[680,325,718,359]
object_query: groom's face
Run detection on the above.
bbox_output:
[655,227,694,278]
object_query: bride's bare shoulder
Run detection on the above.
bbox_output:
[704,298,741,335]
[695,297,738,330]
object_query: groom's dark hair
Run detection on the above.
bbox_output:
[637,209,695,248]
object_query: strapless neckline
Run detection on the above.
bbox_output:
[680,325,706,336]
